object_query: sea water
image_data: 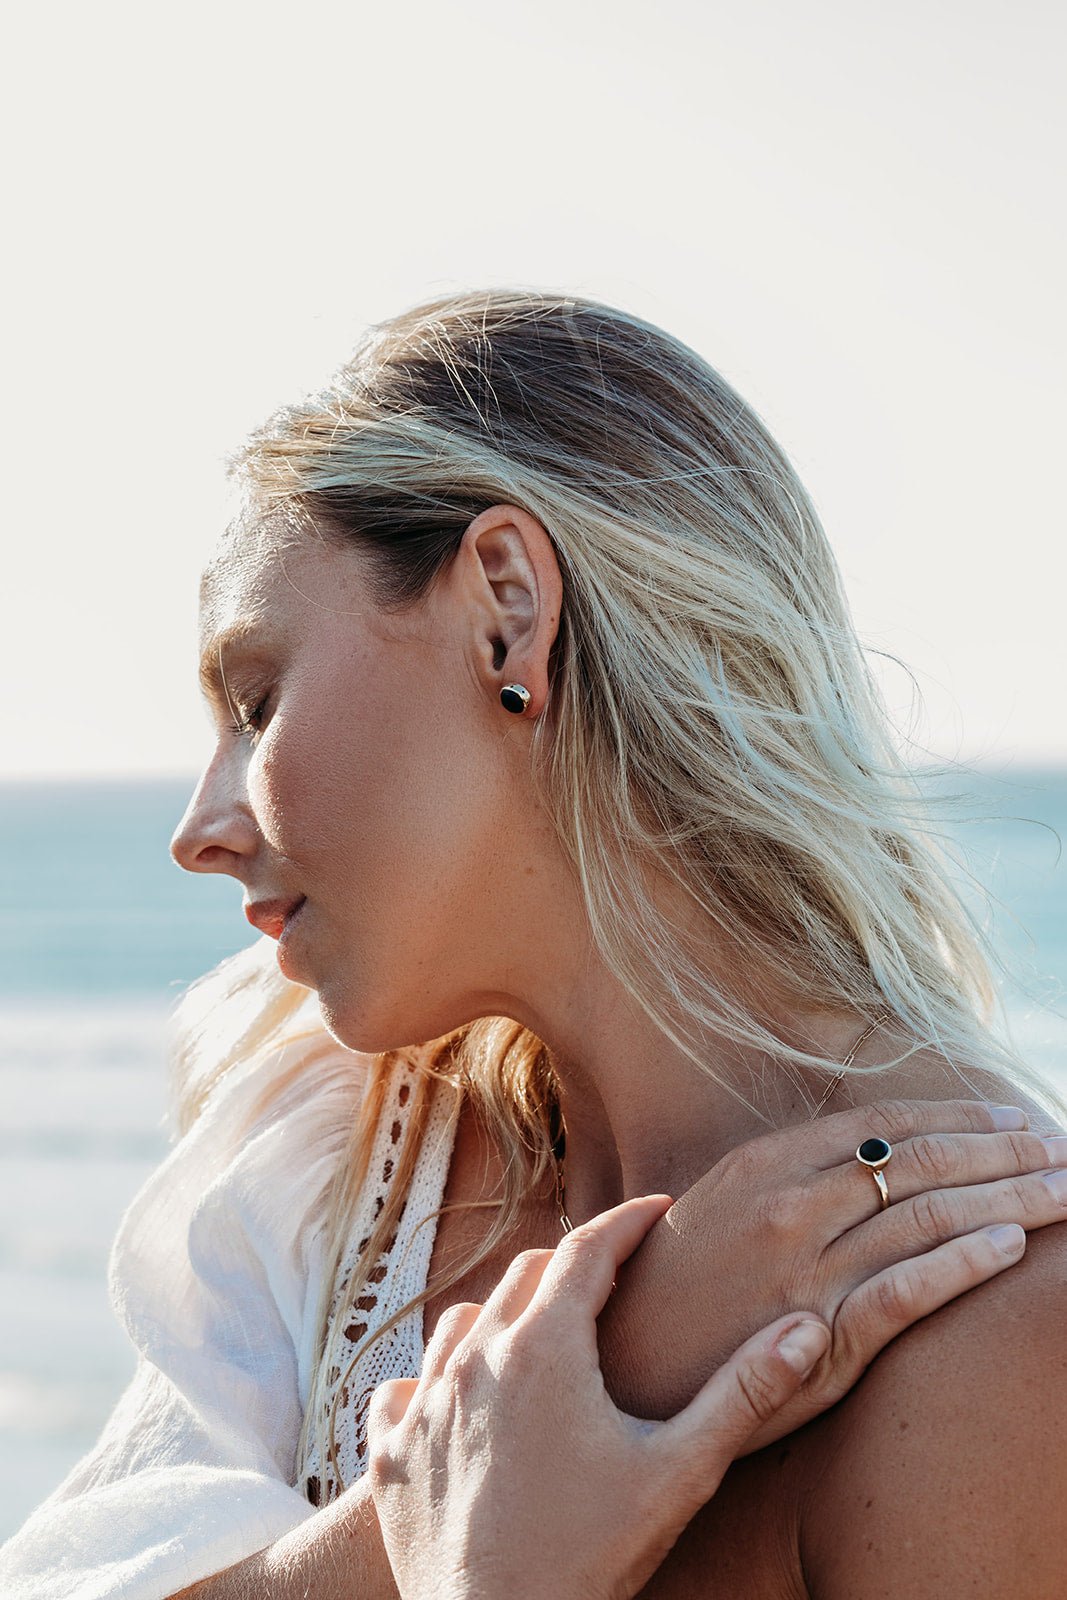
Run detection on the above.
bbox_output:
[0,771,1065,1541]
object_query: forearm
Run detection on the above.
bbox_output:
[168,1475,398,1600]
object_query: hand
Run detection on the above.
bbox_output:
[367,1196,835,1600]
[597,1098,1061,1451]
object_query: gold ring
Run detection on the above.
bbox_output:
[856,1137,893,1211]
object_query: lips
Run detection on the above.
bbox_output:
[244,896,307,940]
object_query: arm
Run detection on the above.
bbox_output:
[167,1476,396,1600]
[0,1039,374,1600]
[801,1219,1067,1598]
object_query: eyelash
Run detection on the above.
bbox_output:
[227,693,270,743]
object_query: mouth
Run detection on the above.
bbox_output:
[276,897,309,980]
[244,895,306,941]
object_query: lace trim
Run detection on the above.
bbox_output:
[302,1054,459,1505]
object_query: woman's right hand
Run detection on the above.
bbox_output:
[368,1195,835,1600]
[596,1097,1067,1451]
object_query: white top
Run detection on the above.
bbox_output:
[0,1031,460,1600]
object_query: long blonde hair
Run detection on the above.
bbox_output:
[168,287,1055,1496]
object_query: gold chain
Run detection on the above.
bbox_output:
[553,1009,893,1234]
[807,1008,893,1121]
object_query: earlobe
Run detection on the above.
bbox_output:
[500,684,532,716]
[461,505,562,725]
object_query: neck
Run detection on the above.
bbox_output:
[512,940,890,1228]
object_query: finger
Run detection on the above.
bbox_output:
[652,1314,831,1513]
[834,1222,1027,1382]
[367,1376,420,1438]
[841,1167,1067,1271]
[821,1129,1066,1219]
[533,1194,674,1329]
[419,1301,484,1383]
[472,1247,558,1338]
[875,1130,1064,1203]
[806,1099,1030,1169]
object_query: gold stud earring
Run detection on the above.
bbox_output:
[500,683,532,715]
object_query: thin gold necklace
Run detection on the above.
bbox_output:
[807,1008,893,1121]
[551,1009,893,1235]
[549,1099,574,1235]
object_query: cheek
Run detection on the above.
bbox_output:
[253,664,513,1018]
[246,717,321,860]
[248,684,427,890]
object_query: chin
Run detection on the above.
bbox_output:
[315,981,477,1060]
[313,988,422,1059]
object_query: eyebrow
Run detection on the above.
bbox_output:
[197,620,271,705]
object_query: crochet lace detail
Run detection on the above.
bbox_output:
[302,1055,459,1506]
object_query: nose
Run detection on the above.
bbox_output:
[169,747,260,877]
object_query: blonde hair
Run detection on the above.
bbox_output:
[169,286,1055,1496]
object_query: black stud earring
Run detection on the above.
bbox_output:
[500,683,532,715]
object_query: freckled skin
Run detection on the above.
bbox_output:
[173,501,580,1060]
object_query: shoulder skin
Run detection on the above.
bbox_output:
[800,1215,1067,1600]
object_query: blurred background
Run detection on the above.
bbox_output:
[1,0,1064,1541]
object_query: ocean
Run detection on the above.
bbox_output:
[1,770,1065,1542]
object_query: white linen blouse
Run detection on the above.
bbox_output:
[0,1028,461,1600]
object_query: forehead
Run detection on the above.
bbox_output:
[195,501,394,703]
[197,503,304,651]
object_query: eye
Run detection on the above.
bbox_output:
[226,690,271,745]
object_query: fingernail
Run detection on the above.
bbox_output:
[988,1105,1027,1130]
[1043,1136,1067,1166]
[986,1223,1025,1254]
[1042,1169,1067,1203]
[777,1321,830,1373]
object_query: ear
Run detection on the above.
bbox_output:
[453,504,564,720]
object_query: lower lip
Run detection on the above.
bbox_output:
[276,899,309,980]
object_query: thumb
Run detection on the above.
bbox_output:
[655,1316,829,1507]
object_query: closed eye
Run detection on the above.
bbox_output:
[227,693,270,743]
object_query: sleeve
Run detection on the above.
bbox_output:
[0,1032,372,1600]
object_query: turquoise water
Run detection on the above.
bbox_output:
[0,779,254,999]
[0,771,1064,1541]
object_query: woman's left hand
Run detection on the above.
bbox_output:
[365,1195,830,1600]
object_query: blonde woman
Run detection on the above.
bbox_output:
[3,290,1064,1600]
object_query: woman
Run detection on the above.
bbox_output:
[2,288,1064,1599]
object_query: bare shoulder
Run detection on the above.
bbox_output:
[801,1215,1067,1599]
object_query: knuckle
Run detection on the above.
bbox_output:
[435,1302,476,1341]
[506,1305,550,1361]
[757,1183,809,1239]
[794,1355,839,1416]
[718,1138,764,1188]
[735,1359,784,1424]
[908,1133,957,1185]
[1006,1173,1042,1218]
[872,1266,919,1327]
[1006,1131,1044,1172]
[555,1229,603,1274]
[559,1223,598,1253]
[954,1230,994,1275]
[867,1100,921,1140]
[499,1249,553,1295]
[365,1387,386,1438]
[512,1247,554,1274]
[447,1342,483,1393]
[909,1186,955,1240]
[365,1384,399,1444]
[366,1437,404,1490]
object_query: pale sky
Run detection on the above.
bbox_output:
[2,0,1063,778]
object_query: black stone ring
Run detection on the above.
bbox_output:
[856,1137,893,1210]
